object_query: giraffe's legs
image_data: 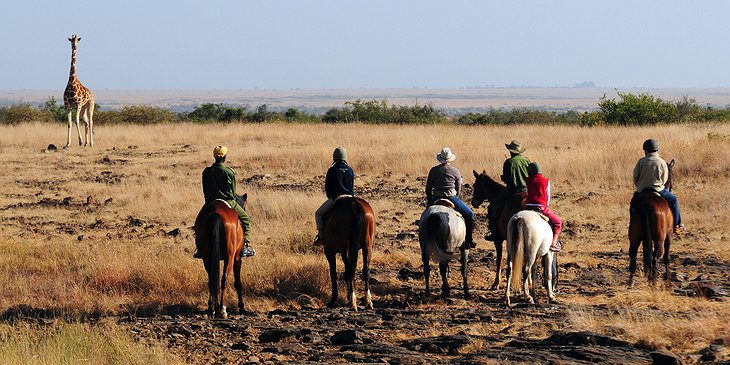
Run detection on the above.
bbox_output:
[87,101,94,147]
[65,110,73,148]
[75,106,83,146]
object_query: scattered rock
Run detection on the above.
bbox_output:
[86,195,98,205]
[165,228,181,237]
[62,197,72,205]
[650,349,682,365]
[104,197,114,205]
[330,329,362,345]
[259,328,296,343]
[397,267,424,281]
[395,232,417,240]
[128,216,145,227]
[402,334,473,354]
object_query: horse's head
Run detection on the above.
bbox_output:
[471,170,506,208]
[666,159,675,192]
[236,193,248,211]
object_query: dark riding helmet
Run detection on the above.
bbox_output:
[527,162,542,176]
[642,139,659,152]
[333,147,347,161]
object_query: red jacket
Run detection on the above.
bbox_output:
[525,173,550,208]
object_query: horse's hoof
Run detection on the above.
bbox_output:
[489,283,500,291]
[326,301,337,308]
[464,292,472,300]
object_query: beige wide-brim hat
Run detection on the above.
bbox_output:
[505,140,526,154]
[436,147,456,163]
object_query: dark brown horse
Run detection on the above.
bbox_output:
[471,170,526,290]
[195,194,248,318]
[322,196,375,311]
[629,160,675,286]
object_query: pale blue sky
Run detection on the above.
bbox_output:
[2,1,729,90]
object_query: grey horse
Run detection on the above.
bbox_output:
[418,201,470,299]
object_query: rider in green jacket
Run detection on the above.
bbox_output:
[193,146,255,258]
[485,140,531,241]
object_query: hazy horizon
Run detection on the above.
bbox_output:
[2,1,730,91]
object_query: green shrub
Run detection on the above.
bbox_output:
[598,92,679,125]
[0,103,49,124]
[95,105,180,125]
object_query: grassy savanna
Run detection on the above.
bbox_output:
[0,122,728,361]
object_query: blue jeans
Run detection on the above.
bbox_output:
[430,196,474,244]
[659,189,682,226]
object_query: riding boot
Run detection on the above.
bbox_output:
[463,217,476,249]
[484,216,497,242]
[550,237,562,252]
[241,241,255,257]
[193,249,202,259]
[313,231,324,246]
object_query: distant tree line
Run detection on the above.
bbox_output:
[1,93,729,125]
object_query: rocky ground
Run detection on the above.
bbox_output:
[2,142,728,364]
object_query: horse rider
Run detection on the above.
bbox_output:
[193,146,255,258]
[484,140,531,242]
[313,147,355,245]
[525,162,563,252]
[426,147,476,249]
[631,139,685,234]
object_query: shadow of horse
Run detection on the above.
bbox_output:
[322,196,375,311]
[195,194,248,318]
[471,170,526,290]
[418,201,470,300]
[629,159,675,286]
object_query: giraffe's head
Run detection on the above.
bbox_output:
[68,34,81,48]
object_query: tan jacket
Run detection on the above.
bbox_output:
[633,152,668,192]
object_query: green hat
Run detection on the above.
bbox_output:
[333,147,347,161]
[642,139,659,152]
[505,140,526,154]
[527,162,542,176]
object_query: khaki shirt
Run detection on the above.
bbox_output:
[633,152,668,192]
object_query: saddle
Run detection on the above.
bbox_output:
[630,189,661,213]
[524,206,550,222]
[433,199,462,218]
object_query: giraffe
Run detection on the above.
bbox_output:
[63,34,95,147]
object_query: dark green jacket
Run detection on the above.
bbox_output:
[202,162,237,203]
[501,154,531,191]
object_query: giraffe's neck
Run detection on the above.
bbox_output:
[68,46,77,81]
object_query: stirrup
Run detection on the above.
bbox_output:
[674,224,686,235]
[241,246,256,257]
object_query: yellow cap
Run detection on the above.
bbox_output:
[213,145,228,158]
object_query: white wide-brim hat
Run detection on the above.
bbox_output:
[436,147,456,163]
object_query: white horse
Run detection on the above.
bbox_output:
[418,200,470,299]
[505,210,558,307]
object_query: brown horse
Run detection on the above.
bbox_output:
[322,196,375,311]
[194,194,248,318]
[629,160,675,286]
[471,170,526,290]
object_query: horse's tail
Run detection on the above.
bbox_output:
[426,213,457,263]
[350,198,366,250]
[207,213,223,301]
[508,215,525,291]
[639,202,654,277]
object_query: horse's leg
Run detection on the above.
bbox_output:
[362,246,373,310]
[543,254,556,303]
[219,258,232,318]
[490,239,503,290]
[422,249,431,299]
[461,249,470,300]
[652,238,661,286]
[202,257,214,315]
[663,234,671,287]
[439,262,450,298]
[530,261,538,301]
[523,257,534,304]
[628,238,640,287]
[233,258,246,315]
[505,255,513,307]
[552,253,559,293]
[345,246,359,311]
[325,249,338,308]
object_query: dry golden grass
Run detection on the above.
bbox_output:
[0,121,728,358]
